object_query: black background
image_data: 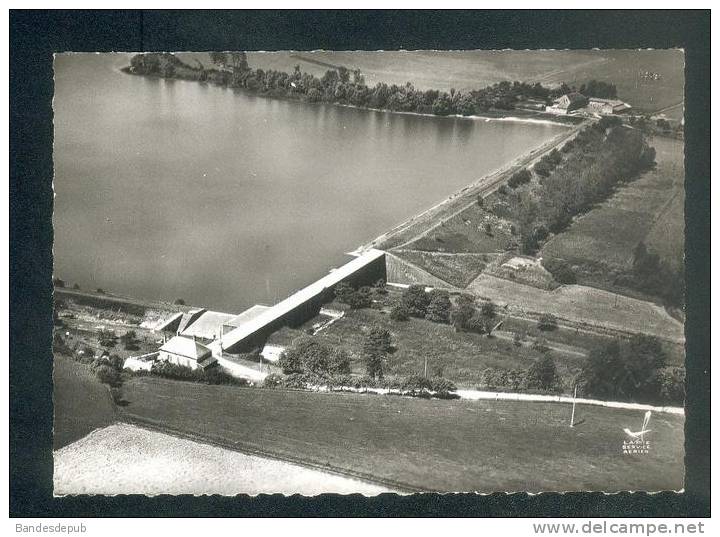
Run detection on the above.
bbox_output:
[9,10,710,517]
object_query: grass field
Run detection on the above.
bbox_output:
[53,354,117,449]
[310,306,585,388]
[54,423,390,495]
[467,274,684,343]
[541,136,685,289]
[119,376,684,492]
[177,50,682,114]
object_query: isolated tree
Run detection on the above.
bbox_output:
[174,298,186,305]
[525,354,561,392]
[425,290,451,323]
[362,326,392,380]
[450,294,475,332]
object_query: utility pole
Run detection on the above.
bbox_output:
[570,385,578,427]
[424,355,428,378]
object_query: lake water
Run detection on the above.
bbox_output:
[53,54,567,313]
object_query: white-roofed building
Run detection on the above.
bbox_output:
[159,335,216,370]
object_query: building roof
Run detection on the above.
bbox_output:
[177,308,207,333]
[225,305,271,329]
[154,311,184,332]
[553,92,588,109]
[160,335,212,361]
[212,249,385,354]
[180,310,237,340]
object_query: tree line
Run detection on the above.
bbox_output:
[505,120,656,254]
[127,52,619,118]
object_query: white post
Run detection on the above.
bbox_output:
[570,385,578,427]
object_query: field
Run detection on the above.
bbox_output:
[118,376,684,492]
[467,274,684,343]
[236,50,682,113]
[54,423,390,496]
[302,305,587,388]
[541,136,685,291]
[53,354,117,449]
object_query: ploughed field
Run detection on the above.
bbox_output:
[119,376,684,493]
[54,423,391,496]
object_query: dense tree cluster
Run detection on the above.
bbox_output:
[333,281,374,309]
[580,335,683,404]
[479,355,563,394]
[278,336,351,376]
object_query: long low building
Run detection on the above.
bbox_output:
[211,249,386,354]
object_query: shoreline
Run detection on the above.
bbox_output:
[121,66,583,128]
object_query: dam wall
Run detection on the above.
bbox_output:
[215,249,386,354]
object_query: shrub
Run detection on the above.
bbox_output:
[497,185,509,196]
[95,365,121,386]
[401,285,430,318]
[480,300,496,319]
[373,279,388,295]
[425,290,451,323]
[654,367,685,405]
[542,258,577,284]
[53,277,66,288]
[108,354,125,371]
[202,367,248,386]
[389,302,410,321]
[513,331,523,347]
[508,168,532,189]
[333,282,354,303]
[174,298,186,305]
[346,286,373,309]
[537,314,558,331]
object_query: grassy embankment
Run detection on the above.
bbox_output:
[53,354,117,449]
[119,375,685,493]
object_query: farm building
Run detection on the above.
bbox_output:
[158,335,217,370]
[586,97,632,115]
[546,93,588,114]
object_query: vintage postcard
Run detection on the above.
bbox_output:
[51,49,686,495]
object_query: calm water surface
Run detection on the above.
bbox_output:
[53,54,566,312]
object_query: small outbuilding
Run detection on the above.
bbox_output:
[158,335,216,370]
